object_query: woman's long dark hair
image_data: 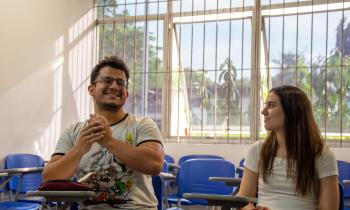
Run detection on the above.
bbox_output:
[259,85,324,196]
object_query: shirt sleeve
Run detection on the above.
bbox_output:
[135,118,162,146]
[317,146,338,179]
[53,122,84,155]
[245,140,263,173]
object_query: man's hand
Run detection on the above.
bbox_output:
[75,117,105,154]
[88,114,113,149]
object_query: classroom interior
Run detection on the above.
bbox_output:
[1,0,350,209]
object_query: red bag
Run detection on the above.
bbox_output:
[38,180,92,191]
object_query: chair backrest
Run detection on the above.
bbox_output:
[237,158,245,178]
[339,181,344,210]
[152,175,162,210]
[337,160,350,198]
[162,160,169,173]
[177,159,235,205]
[178,154,224,166]
[165,154,175,164]
[5,154,44,193]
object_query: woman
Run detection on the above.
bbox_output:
[238,85,339,210]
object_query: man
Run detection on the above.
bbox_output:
[42,55,164,209]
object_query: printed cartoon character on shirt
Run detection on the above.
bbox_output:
[77,132,135,206]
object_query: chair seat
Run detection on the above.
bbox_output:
[0,201,40,210]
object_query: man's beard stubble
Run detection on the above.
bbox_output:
[97,101,124,112]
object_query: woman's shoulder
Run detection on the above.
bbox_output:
[316,145,338,178]
[318,145,335,158]
[250,140,265,149]
[247,140,265,155]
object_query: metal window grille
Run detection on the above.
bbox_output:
[95,0,350,147]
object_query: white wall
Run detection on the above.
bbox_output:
[0,0,95,161]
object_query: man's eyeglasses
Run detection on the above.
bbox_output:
[93,77,127,88]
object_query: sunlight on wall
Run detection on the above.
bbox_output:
[68,8,96,121]
[36,36,64,159]
[36,8,97,159]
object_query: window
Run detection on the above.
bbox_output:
[96,0,350,147]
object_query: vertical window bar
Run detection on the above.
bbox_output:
[251,0,262,141]
[143,1,150,117]
[340,0,345,146]
[123,1,127,60]
[112,0,116,54]
[201,0,207,143]
[189,0,195,141]
[176,0,183,141]
[295,0,299,86]
[281,0,285,85]
[310,0,314,105]
[154,0,160,132]
[132,0,138,114]
[324,0,329,141]
[268,0,272,90]
[226,0,232,143]
[214,0,219,143]
[240,0,246,142]
[102,0,106,58]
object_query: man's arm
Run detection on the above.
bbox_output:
[42,120,105,182]
[105,140,164,175]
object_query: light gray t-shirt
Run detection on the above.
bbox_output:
[245,140,338,210]
[53,114,162,209]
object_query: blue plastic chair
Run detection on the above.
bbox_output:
[5,154,44,194]
[165,154,175,164]
[337,160,350,210]
[3,154,46,208]
[337,160,350,209]
[168,158,235,208]
[237,158,245,178]
[177,154,224,166]
[340,181,344,210]
[0,201,40,210]
[152,175,163,210]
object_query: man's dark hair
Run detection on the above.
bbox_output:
[90,55,130,85]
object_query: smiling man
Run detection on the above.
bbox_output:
[42,55,164,210]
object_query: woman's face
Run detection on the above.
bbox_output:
[261,91,285,133]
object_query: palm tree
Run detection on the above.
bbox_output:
[218,57,240,130]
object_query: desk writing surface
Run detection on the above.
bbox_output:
[209,177,242,186]
[27,190,96,202]
[183,193,257,208]
[159,172,176,180]
[0,172,8,177]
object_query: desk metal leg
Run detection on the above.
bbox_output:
[15,174,24,201]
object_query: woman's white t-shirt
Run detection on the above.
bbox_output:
[245,140,338,210]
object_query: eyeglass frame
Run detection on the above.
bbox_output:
[92,76,128,88]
